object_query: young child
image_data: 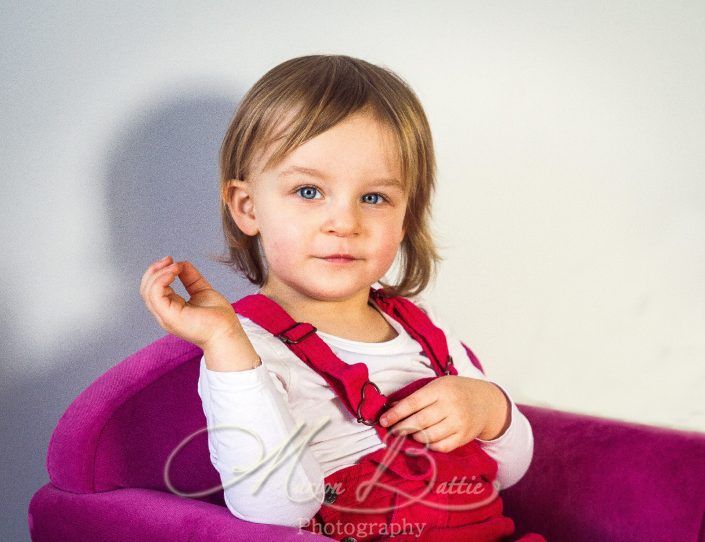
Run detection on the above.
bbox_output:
[141,55,543,542]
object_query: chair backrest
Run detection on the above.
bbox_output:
[46,334,225,506]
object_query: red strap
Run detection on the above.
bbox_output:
[233,293,386,425]
[369,288,457,377]
[232,286,457,429]
[461,341,485,374]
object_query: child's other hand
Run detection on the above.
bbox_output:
[378,376,511,453]
[140,256,243,350]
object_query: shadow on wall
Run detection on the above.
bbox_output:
[3,83,258,541]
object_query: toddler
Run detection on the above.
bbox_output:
[141,55,542,542]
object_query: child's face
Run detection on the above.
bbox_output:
[229,110,408,302]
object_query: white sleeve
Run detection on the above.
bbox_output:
[471,380,535,491]
[197,350,325,527]
[410,295,535,490]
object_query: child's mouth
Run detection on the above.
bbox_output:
[319,255,358,264]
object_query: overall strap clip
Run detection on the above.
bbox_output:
[276,322,317,344]
[356,380,387,425]
[443,355,454,375]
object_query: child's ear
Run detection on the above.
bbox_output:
[226,179,259,236]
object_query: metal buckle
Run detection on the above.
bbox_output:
[276,322,317,344]
[356,380,384,425]
[443,355,454,375]
[371,287,387,300]
[323,485,337,504]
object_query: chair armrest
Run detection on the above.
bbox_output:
[46,334,202,493]
[504,404,705,542]
[29,483,333,542]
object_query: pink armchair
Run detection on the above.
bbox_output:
[28,332,705,541]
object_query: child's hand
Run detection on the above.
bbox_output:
[378,376,511,453]
[140,256,244,350]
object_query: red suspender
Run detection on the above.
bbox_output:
[232,286,459,429]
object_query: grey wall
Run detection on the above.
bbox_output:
[2,1,704,540]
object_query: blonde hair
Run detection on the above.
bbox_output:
[214,54,444,298]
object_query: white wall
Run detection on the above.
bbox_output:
[3,1,704,539]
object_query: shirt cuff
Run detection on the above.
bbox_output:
[472,381,534,489]
[202,354,268,391]
[475,381,515,444]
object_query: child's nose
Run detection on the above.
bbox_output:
[322,202,361,236]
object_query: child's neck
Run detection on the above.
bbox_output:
[257,286,398,343]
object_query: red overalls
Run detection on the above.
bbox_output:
[233,286,546,542]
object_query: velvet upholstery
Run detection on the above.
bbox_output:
[28,333,705,541]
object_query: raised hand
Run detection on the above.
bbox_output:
[139,255,243,351]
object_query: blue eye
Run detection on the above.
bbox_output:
[297,186,320,199]
[294,185,388,204]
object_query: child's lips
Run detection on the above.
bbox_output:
[321,256,357,263]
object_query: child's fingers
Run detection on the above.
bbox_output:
[146,263,186,320]
[155,270,187,311]
[174,261,214,297]
[141,261,177,310]
[141,259,215,331]
[143,261,182,310]
[140,256,173,300]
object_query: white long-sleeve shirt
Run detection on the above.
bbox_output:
[197,290,534,527]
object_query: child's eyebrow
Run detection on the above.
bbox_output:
[279,165,403,189]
